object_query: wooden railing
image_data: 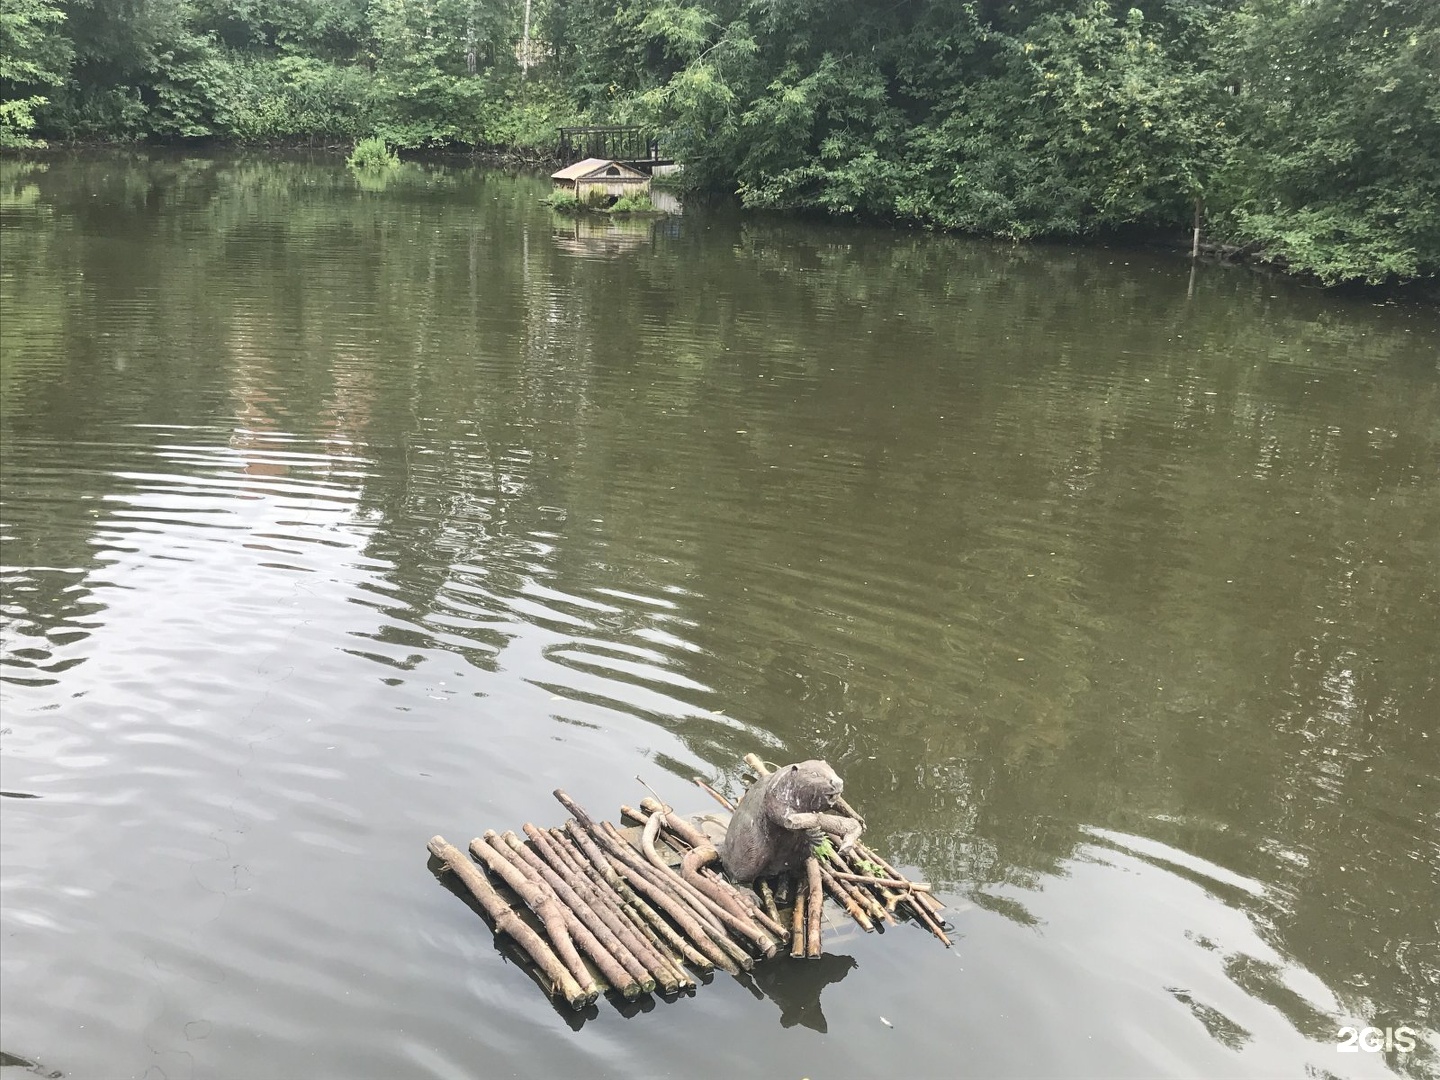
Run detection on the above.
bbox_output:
[557,126,662,166]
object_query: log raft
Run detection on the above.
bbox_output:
[428,750,952,1010]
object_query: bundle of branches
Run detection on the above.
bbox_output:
[427,752,947,1010]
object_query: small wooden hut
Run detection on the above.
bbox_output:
[551,158,651,205]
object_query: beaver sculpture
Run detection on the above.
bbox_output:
[720,760,863,883]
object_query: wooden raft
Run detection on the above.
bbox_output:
[428,752,949,1010]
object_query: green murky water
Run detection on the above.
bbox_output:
[1,151,1436,1079]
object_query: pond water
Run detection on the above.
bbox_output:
[1,151,1436,1080]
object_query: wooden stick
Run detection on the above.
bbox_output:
[907,893,953,947]
[805,856,823,958]
[702,866,789,939]
[829,850,895,925]
[558,820,714,973]
[474,833,639,998]
[619,803,650,827]
[544,827,587,875]
[757,878,782,936]
[789,874,806,959]
[466,834,598,1000]
[427,836,595,1010]
[593,820,735,958]
[555,793,744,973]
[835,848,949,945]
[640,815,778,958]
[602,820,757,970]
[833,794,866,827]
[614,900,691,991]
[825,842,906,915]
[858,846,945,913]
[501,829,657,995]
[640,797,789,940]
[525,825,689,990]
[742,753,771,779]
[819,861,874,932]
[555,826,706,979]
[694,777,735,811]
[639,798,704,847]
[829,870,932,892]
[598,872,692,985]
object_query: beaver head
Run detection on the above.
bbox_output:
[773,759,843,813]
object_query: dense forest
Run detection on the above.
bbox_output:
[2,0,1436,284]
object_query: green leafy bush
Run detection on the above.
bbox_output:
[546,190,582,212]
[0,0,72,146]
[347,135,399,169]
[609,192,655,213]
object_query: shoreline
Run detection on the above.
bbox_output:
[5,143,1434,298]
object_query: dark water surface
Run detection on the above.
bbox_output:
[1,151,1436,1080]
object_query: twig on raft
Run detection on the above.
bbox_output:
[552,825,713,974]
[829,849,895,925]
[639,813,779,959]
[427,835,595,1010]
[829,870,933,893]
[474,832,642,997]
[856,845,945,914]
[839,845,950,945]
[555,791,744,973]
[591,821,741,973]
[742,752,772,779]
[635,775,669,809]
[789,873,806,959]
[601,820,756,971]
[466,834,599,1000]
[499,829,657,995]
[805,856,823,958]
[638,797,789,941]
[524,825,690,991]
[757,878,782,932]
[819,861,874,932]
[693,777,735,812]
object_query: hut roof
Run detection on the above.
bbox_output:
[551,158,649,181]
